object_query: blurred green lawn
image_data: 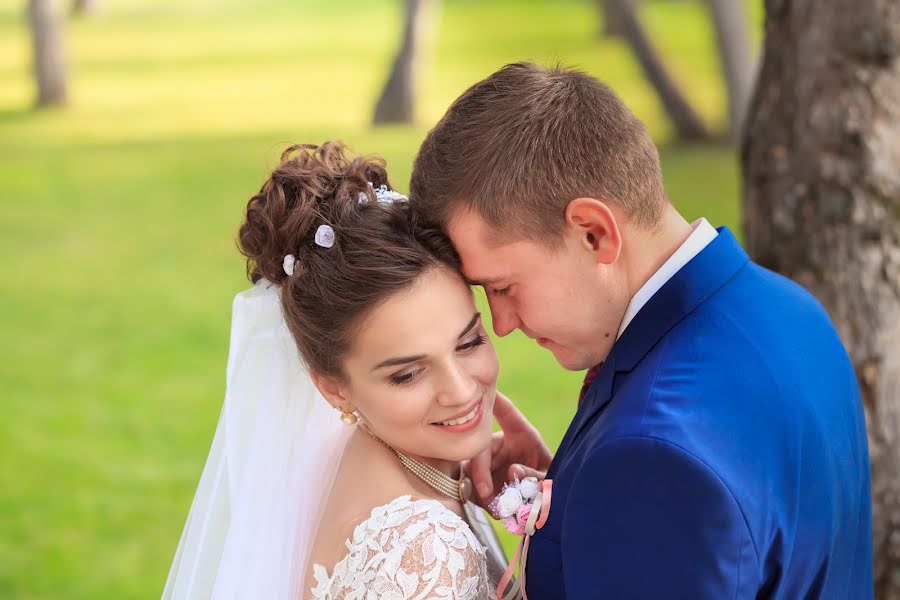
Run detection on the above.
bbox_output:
[0,0,754,597]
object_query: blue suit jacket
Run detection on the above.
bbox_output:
[525,228,872,599]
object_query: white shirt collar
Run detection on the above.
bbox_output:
[616,218,718,340]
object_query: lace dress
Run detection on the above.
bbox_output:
[310,495,500,600]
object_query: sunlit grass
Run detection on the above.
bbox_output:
[0,0,752,596]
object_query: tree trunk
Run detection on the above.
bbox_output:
[596,0,644,38]
[372,0,434,125]
[611,0,709,141]
[71,0,98,17]
[597,0,624,37]
[705,0,755,140]
[742,0,900,597]
[29,0,67,107]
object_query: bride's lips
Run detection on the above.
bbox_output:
[431,399,484,434]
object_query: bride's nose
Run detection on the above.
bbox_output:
[434,359,478,407]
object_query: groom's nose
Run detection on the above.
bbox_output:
[488,297,520,337]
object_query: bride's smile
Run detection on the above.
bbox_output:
[432,396,483,429]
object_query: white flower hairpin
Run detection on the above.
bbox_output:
[282,224,336,276]
[358,182,408,205]
[314,224,335,248]
[282,254,297,276]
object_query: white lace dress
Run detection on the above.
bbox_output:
[310,495,500,600]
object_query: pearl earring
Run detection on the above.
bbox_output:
[340,411,359,426]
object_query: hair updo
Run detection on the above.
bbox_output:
[238,141,463,379]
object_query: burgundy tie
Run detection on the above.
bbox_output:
[579,363,602,407]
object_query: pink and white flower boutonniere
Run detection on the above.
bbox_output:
[490,476,543,535]
[490,477,553,600]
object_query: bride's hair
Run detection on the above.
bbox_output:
[238,140,462,378]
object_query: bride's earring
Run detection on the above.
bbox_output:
[340,411,359,426]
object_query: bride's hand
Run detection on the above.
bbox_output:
[462,391,553,512]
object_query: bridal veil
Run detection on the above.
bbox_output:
[163,279,352,598]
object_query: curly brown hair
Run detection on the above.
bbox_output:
[238,141,462,378]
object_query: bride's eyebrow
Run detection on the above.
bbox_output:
[458,312,481,339]
[370,312,482,372]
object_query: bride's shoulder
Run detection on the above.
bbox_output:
[350,495,477,541]
[311,496,488,599]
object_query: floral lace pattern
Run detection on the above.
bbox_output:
[311,496,491,599]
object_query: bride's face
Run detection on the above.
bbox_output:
[339,267,499,467]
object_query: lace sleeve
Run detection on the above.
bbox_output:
[311,496,491,600]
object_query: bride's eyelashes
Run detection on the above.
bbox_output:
[389,369,421,386]
[457,334,487,352]
[386,335,488,386]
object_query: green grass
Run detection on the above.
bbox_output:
[0,0,750,597]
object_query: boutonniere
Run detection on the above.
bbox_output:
[490,477,553,600]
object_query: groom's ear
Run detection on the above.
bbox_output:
[564,197,622,264]
[311,371,354,412]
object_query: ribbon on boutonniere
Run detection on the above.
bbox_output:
[491,477,553,600]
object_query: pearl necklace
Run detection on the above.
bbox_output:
[362,426,473,503]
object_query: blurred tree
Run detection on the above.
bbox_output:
[595,0,642,38]
[28,0,67,107]
[597,0,624,37]
[705,0,755,139]
[611,0,709,140]
[742,1,899,596]
[373,0,436,125]
[71,0,97,17]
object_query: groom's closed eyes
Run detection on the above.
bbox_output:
[465,276,512,297]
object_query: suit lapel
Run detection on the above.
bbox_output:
[548,228,750,473]
[550,355,617,474]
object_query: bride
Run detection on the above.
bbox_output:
[163,141,508,599]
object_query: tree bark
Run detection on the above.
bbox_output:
[71,0,98,17]
[372,0,434,125]
[742,0,900,596]
[594,0,641,38]
[705,0,756,140]
[29,0,67,107]
[611,0,709,141]
[597,0,624,37]
[596,0,644,38]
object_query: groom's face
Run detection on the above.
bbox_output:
[447,208,628,371]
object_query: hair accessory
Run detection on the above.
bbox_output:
[314,224,335,248]
[359,182,408,206]
[375,185,408,205]
[282,254,297,276]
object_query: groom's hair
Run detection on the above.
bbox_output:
[411,63,667,246]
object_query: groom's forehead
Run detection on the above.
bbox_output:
[458,243,527,287]
[446,206,542,281]
[447,207,508,248]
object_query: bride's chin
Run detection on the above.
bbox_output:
[461,427,495,461]
[427,429,493,463]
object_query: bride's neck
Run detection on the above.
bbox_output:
[409,452,460,480]
[353,427,461,482]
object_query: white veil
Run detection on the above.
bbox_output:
[163,279,353,599]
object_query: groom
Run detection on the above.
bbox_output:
[411,63,873,598]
